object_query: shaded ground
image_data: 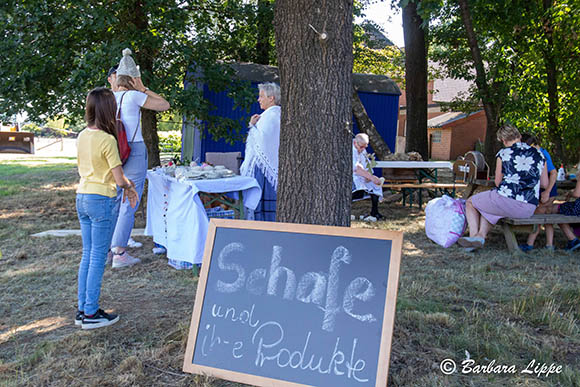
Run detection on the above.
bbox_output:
[0,157,579,386]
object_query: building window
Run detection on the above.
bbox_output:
[432,130,442,143]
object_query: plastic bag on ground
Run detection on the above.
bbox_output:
[425,195,467,248]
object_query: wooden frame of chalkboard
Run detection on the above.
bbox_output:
[183,219,403,387]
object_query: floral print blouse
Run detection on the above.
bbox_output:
[496,142,545,205]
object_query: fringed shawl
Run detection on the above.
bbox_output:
[240,105,281,190]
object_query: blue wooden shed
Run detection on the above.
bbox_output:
[181,63,401,164]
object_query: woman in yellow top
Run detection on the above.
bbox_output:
[75,87,138,330]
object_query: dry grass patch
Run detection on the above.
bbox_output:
[0,159,579,386]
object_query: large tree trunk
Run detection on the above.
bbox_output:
[457,0,500,168]
[133,0,161,168]
[141,110,160,167]
[274,0,353,226]
[402,1,429,159]
[543,0,564,163]
[137,43,161,168]
[352,86,391,160]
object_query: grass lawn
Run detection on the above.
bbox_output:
[0,156,579,386]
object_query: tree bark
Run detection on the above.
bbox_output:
[352,86,391,159]
[274,0,353,226]
[543,0,564,163]
[402,1,429,160]
[457,0,500,168]
[133,0,161,168]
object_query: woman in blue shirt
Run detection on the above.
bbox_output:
[519,134,558,251]
[458,125,548,251]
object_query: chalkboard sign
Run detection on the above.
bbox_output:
[183,219,403,387]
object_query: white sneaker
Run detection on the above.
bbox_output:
[364,215,377,222]
[152,246,167,255]
[112,251,141,268]
[127,238,143,248]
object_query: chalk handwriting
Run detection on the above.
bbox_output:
[296,272,326,306]
[211,303,260,328]
[216,242,245,293]
[251,320,369,383]
[214,243,377,331]
[200,323,246,359]
[267,245,296,299]
[343,277,377,323]
[321,246,351,332]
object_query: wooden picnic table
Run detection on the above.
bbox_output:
[375,161,453,183]
[374,161,458,208]
[500,214,580,252]
[376,161,462,208]
[463,178,496,197]
[374,161,453,169]
[556,179,577,190]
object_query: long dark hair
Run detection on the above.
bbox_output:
[85,87,118,142]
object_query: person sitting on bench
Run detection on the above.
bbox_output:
[352,133,385,221]
[519,133,558,251]
[551,176,580,251]
[458,125,548,251]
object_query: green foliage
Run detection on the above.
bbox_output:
[21,123,42,135]
[352,17,405,80]
[0,0,274,144]
[158,130,181,153]
[22,123,74,138]
[157,113,183,132]
[353,43,405,82]
[430,0,580,163]
[501,0,580,162]
[0,0,405,149]
[364,152,378,173]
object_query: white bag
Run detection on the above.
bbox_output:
[425,195,467,248]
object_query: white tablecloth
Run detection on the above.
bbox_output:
[145,170,262,264]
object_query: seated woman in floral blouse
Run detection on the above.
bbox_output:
[458,125,548,251]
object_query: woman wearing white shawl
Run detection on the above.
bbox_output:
[352,133,385,221]
[240,82,281,221]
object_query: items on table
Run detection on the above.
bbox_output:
[153,163,236,180]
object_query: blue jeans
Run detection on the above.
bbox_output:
[77,193,119,315]
[111,141,148,248]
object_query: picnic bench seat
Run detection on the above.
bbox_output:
[499,214,580,252]
[382,182,468,208]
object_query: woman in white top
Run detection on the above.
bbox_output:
[240,82,281,221]
[109,49,170,268]
[352,133,384,221]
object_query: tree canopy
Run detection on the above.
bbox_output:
[0,0,271,136]
[430,0,580,163]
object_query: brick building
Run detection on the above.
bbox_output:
[427,110,487,160]
[397,66,487,159]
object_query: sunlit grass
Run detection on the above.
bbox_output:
[0,158,77,196]
[0,157,579,386]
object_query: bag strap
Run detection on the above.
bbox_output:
[117,91,128,120]
[117,91,140,143]
[130,110,140,142]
